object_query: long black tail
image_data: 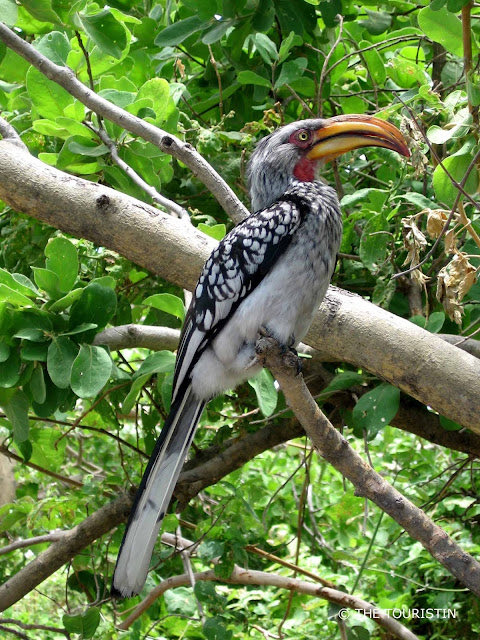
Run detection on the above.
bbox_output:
[112,385,205,597]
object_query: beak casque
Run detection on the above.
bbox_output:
[306,114,410,162]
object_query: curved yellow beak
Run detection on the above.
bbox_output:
[306,114,410,162]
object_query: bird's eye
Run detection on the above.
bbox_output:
[289,129,312,148]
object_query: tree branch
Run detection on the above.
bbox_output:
[118,564,419,640]
[255,335,480,596]
[0,491,132,612]
[93,324,180,351]
[0,22,248,223]
[0,141,479,431]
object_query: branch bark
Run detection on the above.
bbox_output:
[118,565,419,640]
[256,335,480,596]
[1,140,479,431]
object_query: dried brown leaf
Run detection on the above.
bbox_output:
[425,209,449,239]
[436,253,477,324]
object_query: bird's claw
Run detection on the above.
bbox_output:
[256,326,302,375]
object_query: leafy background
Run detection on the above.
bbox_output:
[0,0,480,638]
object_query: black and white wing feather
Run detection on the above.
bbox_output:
[172,193,309,401]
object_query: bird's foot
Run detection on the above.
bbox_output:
[256,327,302,375]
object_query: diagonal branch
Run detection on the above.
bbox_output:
[118,563,419,640]
[255,335,480,597]
[0,491,132,612]
[0,22,248,223]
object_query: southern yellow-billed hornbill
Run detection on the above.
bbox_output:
[112,115,410,597]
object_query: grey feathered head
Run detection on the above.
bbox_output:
[247,116,410,213]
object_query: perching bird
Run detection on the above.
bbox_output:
[112,115,410,597]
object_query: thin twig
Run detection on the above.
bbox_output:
[0,532,65,556]
[86,123,190,219]
[317,14,344,116]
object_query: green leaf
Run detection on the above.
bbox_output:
[0,285,34,308]
[198,223,226,241]
[45,237,79,294]
[61,323,98,336]
[418,7,467,58]
[70,345,112,398]
[0,269,37,299]
[30,365,46,404]
[321,372,364,396]
[48,288,83,313]
[62,607,100,639]
[26,66,74,119]
[251,33,278,65]
[0,350,21,388]
[396,193,438,210]
[79,10,128,59]
[67,139,109,157]
[278,31,301,63]
[0,388,30,443]
[359,9,392,35]
[425,311,445,333]
[360,40,386,84]
[201,19,232,45]
[47,336,79,389]
[248,369,278,417]
[164,587,198,616]
[319,0,342,28]
[69,283,117,333]
[388,57,427,88]
[0,342,10,363]
[203,617,233,640]
[351,384,400,437]
[134,350,176,379]
[32,267,61,299]
[122,373,150,414]
[34,31,70,66]
[359,213,390,273]
[155,16,207,47]
[274,58,307,89]
[447,0,471,11]
[136,78,172,125]
[0,0,18,26]
[29,425,65,470]
[14,327,46,341]
[439,415,463,431]
[427,108,472,144]
[252,0,274,31]
[143,293,185,320]
[237,71,271,88]
[21,341,48,362]
[21,0,61,23]
[433,153,479,206]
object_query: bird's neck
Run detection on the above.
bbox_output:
[293,156,316,182]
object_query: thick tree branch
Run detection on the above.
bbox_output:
[93,325,180,351]
[0,22,248,224]
[256,335,480,596]
[0,141,479,432]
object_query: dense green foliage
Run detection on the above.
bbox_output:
[0,0,479,638]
